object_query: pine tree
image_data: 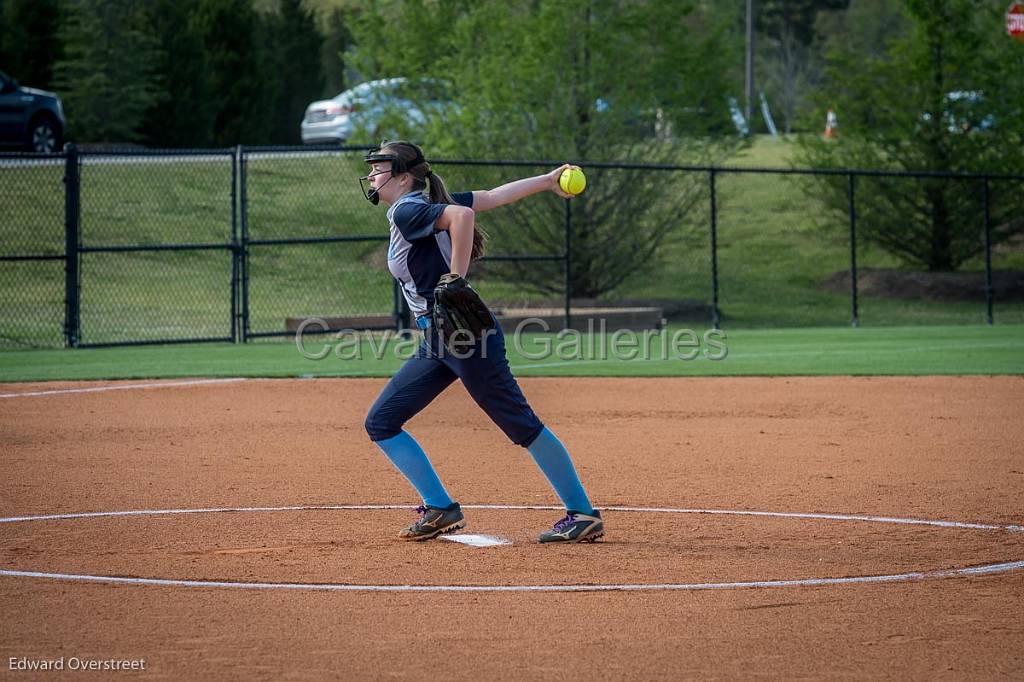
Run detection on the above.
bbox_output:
[320,8,351,98]
[265,0,324,144]
[192,0,267,145]
[53,0,161,143]
[138,0,215,147]
[0,0,62,88]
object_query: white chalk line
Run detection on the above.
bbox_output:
[0,377,247,399]
[0,505,1022,593]
[2,504,1018,532]
[3,561,1022,593]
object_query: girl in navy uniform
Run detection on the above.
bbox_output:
[360,140,603,543]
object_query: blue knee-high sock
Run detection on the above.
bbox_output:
[526,427,594,514]
[374,431,454,509]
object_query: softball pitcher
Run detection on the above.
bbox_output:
[359,140,603,544]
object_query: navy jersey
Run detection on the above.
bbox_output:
[386,190,473,316]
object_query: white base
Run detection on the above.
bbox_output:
[440,533,512,548]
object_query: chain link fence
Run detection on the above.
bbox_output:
[715,169,852,328]
[810,171,1024,328]
[241,149,393,340]
[847,174,969,326]
[0,155,66,349]
[75,149,237,346]
[1,146,1020,350]
[987,177,1024,323]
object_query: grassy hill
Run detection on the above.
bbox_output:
[621,137,1023,328]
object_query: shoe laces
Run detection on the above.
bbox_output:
[414,505,429,517]
[553,513,577,532]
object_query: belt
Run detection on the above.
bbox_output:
[415,315,432,330]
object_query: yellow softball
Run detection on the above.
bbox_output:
[559,166,587,196]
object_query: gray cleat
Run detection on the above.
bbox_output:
[399,503,466,541]
[538,509,604,543]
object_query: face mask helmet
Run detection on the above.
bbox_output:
[359,141,426,205]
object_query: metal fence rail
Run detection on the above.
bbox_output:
[0,145,1020,349]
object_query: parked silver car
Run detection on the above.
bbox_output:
[301,78,452,145]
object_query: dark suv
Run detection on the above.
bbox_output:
[0,70,65,152]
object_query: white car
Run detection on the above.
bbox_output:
[920,91,996,134]
[300,78,452,145]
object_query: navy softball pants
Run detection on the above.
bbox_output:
[364,320,545,447]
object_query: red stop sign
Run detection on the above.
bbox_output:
[1008,2,1024,42]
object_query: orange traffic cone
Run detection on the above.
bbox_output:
[824,107,838,139]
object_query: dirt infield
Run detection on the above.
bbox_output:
[1,376,1022,680]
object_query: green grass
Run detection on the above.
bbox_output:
[622,136,1024,327]
[2,139,1021,349]
[1,325,1021,382]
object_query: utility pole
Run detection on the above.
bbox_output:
[745,0,755,124]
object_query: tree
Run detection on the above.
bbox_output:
[319,7,351,98]
[52,0,162,143]
[137,0,215,148]
[352,0,742,299]
[796,0,1024,271]
[192,0,269,145]
[754,0,849,134]
[815,0,911,64]
[0,0,62,88]
[264,0,325,144]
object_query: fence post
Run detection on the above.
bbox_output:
[983,176,993,325]
[63,143,81,347]
[564,198,572,331]
[231,145,240,342]
[239,146,250,342]
[709,169,720,330]
[848,173,860,328]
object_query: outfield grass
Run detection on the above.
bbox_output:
[2,139,1021,349]
[0,324,1020,383]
